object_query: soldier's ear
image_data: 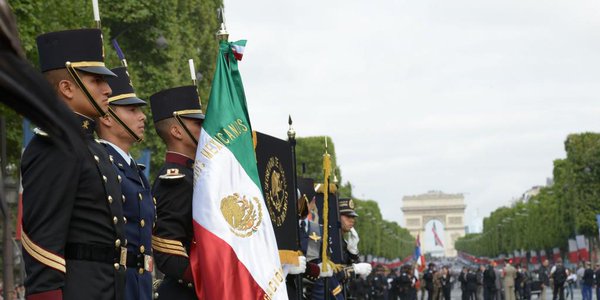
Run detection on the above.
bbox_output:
[57,79,77,100]
[98,113,113,127]
[170,123,184,140]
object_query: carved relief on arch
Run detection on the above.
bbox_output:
[421,215,446,227]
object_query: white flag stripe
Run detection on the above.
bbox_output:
[193,129,286,298]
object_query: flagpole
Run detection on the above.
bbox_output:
[92,0,101,28]
[287,116,303,300]
[322,137,331,300]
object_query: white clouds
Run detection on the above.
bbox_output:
[225,0,600,228]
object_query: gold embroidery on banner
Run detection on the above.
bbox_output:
[263,268,285,300]
[263,156,288,227]
[220,193,262,238]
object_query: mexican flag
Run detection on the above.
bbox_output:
[190,40,288,299]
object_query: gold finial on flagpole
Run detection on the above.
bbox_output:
[216,7,229,41]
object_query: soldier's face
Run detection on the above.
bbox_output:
[181,117,203,149]
[340,214,355,232]
[74,72,112,117]
[110,105,146,142]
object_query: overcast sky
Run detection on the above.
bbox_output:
[224,0,600,229]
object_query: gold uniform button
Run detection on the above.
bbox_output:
[138,268,144,275]
[109,155,114,163]
[114,263,120,270]
[113,216,118,224]
[94,155,100,163]
[138,193,143,201]
[115,239,121,247]
[118,175,122,183]
[187,283,193,288]
[122,195,126,203]
[140,219,145,228]
[108,196,113,204]
[153,197,157,205]
[123,217,127,224]
[178,279,183,284]
[124,239,128,246]
[140,245,145,253]
[102,175,107,182]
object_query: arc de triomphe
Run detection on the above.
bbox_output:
[402,191,466,257]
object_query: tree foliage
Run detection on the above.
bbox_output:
[455,133,600,258]
[5,0,222,179]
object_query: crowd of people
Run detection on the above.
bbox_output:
[337,259,600,300]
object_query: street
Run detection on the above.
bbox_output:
[446,286,585,300]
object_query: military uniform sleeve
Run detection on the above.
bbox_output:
[21,138,80,299]
[152,175,193,283]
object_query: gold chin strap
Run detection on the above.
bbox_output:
[107,106,143,143]
[65,61,107,117]
[173,111,198,145]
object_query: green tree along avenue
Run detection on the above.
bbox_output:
[455,133,600,258]
[2,1,413,261]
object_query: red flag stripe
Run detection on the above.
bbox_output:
[190,221,266,300]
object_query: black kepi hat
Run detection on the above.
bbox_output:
[36,29,115,77]
[149,86,205,123]
[338,198,359,217]
[106,67,146,106]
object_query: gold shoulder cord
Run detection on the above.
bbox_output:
[173,111,198,145]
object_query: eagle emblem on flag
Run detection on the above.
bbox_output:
[220,193,263,238]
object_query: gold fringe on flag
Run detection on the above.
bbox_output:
[278,250,303,266]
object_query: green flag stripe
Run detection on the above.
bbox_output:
[202,41,261,188]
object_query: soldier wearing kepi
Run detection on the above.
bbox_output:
[312,198,372,299]
[96,66,155,300]
[150,86,204,300]
[21,29,127,300]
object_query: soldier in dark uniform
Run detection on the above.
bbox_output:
[96,67,155,300]
[397,265,414,300]
[423,263,435,300]
[467,267,479,300]
[311,198,372,300]
[149,86,204,300]
[21,29,127,300]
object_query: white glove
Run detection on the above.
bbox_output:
[353,263,372,278]
[288,256,307,275]
[319,262,334,278]
[346,228,360,255]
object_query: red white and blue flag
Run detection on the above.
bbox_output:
[414,234,426,271]
[432,223,444,247]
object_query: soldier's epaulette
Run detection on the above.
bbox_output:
[159,168,185,180]
[33,127,48,137]
[137,163,146,171]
